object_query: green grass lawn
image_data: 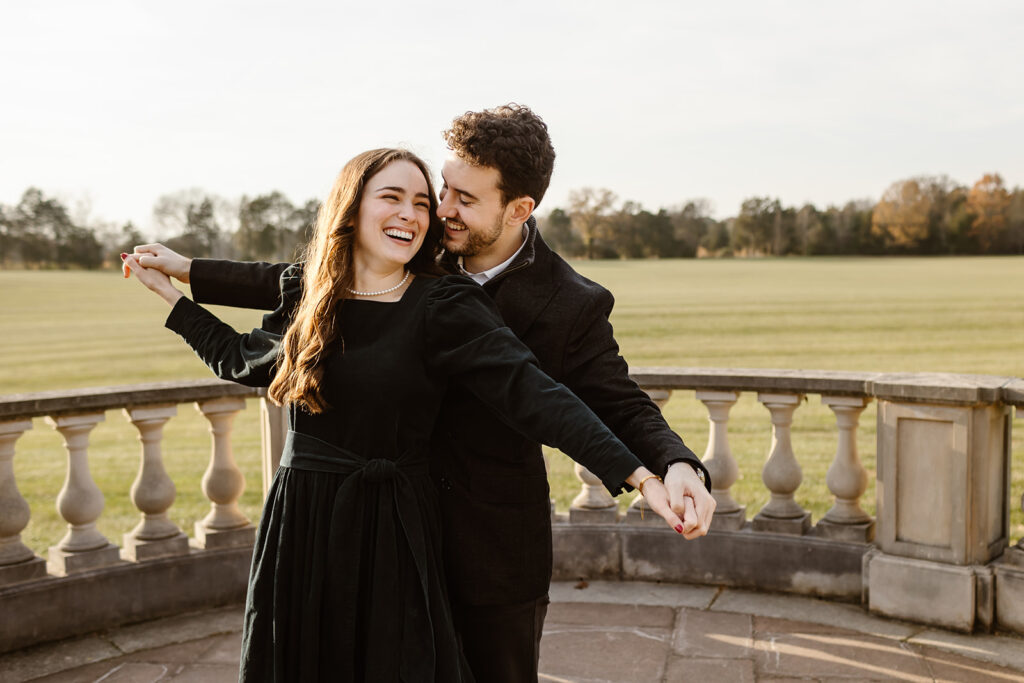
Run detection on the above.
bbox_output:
[2,256,1022,555]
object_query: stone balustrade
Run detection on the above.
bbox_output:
[0,380,266,652]
[562,368,1023,634]
[0,370,1021,654]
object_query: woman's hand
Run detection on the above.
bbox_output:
[626,467,686,534]
[122,254,184,306]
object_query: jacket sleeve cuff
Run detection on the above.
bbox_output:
[666,458,712,492]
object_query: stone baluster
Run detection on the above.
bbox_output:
[46,413,121,574]
[752,393,810,535]
[1019,405,1023,554]
[569,463,618,524]
[816,396,874,542]
[0,419,47,584]
[260,397,288,498]
[627,389,673,524]
[194,398,255,548]
[1019,489,1024,551]
[697,390,746,531]
[122,405,189,561]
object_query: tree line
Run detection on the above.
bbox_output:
[1,173,1021,269]
[544,174,1024,259]
[0,188,319,269]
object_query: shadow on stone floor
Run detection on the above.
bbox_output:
[5,582,1024,682]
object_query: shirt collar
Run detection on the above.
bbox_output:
[457,224,529,285]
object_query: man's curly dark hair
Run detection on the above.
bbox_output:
[443,103,556,208]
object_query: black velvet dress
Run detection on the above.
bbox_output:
[165,271,643,682]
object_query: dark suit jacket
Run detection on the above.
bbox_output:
[189,217,708,607]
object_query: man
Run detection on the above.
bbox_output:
[137,104,714,682]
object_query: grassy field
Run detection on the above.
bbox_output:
[1,256,1022,554]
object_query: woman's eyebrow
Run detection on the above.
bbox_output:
[375,186,430,200]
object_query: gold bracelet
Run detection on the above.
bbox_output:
[636,474,661,521]
[637,474,661,496]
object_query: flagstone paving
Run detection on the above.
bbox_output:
[4,582,1024,682]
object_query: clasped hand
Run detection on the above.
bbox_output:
[632,463,715,539]
[122,253,184,306]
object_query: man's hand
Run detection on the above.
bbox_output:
[133,243,192,284]
[664,462,716,539]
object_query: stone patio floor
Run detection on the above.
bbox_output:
[4,581,1024,682]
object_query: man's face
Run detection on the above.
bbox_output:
[437,154,508,258]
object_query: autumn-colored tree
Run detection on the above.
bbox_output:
[871,179,932,249]
[966,173,1010,251]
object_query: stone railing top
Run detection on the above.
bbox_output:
[0,379,263,420]
[629,367,874,396]
[1004,379,1024,407]
[2,370,1021,422]
[628,367,1024,406]
[867,372,1014,405]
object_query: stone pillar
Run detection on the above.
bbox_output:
[866,374,1012,632]
[0,419,47,585]
[122,405,189,561]
[993,397,1024,635]
[260,396,288,498]
[697,390,745,531]
[753,393,810,534]
[816,396,874,542]
[627,388,673,524]
[46,413,121,575]
[570,463,618,524]
[194,398,255,548]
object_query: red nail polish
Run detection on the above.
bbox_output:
[675,524,684,534]
[120,253,128,260]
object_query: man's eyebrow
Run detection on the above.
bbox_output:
[440,173,479,202]
[451,186,480,202]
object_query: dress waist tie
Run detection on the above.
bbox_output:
[281,430,438,682]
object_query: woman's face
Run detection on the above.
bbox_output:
[354,160,432,271]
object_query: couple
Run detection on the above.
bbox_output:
[124,104,715,682]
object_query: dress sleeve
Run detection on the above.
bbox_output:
[425,276,643,495]
[164,264,303,387]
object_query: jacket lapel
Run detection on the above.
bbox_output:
[486,222,560,340]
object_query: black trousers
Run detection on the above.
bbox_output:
[452,593,550,683]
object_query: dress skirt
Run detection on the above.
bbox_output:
[239,431,473,682]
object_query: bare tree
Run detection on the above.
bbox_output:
[568,187,617,259]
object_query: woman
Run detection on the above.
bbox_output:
[123,148,681,682]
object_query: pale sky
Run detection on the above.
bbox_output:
[2,1,1022,235]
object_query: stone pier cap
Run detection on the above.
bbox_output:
[628,367,1024,406]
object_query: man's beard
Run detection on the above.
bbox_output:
[444,216,504,257]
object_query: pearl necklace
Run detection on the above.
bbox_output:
[346,270,410,297]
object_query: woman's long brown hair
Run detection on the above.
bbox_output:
[267,148,444,413]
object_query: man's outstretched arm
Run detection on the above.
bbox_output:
[561,287,715,540]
